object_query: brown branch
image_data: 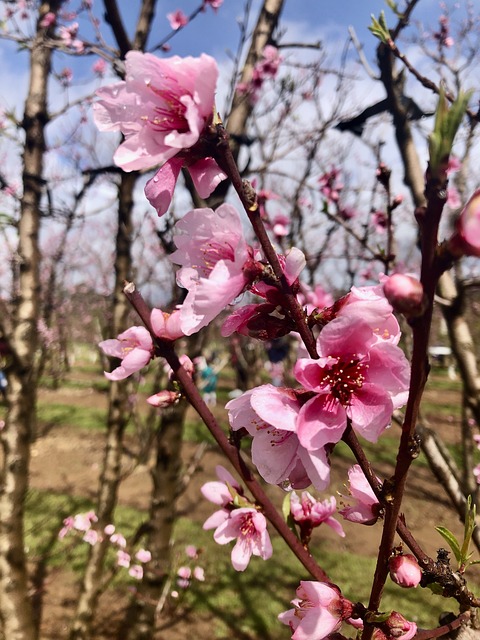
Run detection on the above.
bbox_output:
[103,0,131,58]
[212,125,318,359]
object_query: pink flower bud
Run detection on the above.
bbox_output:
[383,274,425,317]
[146,390,179,408]
[384,611,417,640]
[449,190,480,258]
[389,554,422,588]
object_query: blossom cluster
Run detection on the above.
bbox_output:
[227,284,410,491]
[58,511,151,580]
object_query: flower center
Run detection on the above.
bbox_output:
[194,240,236,277]
[240,513,256,538]
[322,355,368,406]
[146,83,190,133]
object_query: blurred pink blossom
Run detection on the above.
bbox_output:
[129,565,143,580]
[117,550,131,568]
[167,9,188,30]
[92,58,106,76]
[135,549,152,563]
[40,11,56,27]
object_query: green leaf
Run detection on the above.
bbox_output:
[460,496,475,559]
[428,88,472,176]
[436,526,462,562]
[369,11,391,44]
[282,492,292,521]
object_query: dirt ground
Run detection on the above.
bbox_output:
[29,377,470,639]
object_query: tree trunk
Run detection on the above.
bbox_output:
[0,4,61,639]
[124,401,187,639]
[69,171,136,640]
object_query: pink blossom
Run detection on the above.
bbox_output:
[185,545,198,558]
[300,283,334,315]
[227,385,331,490]
[202,0,223,10]
[383,611,417,640]
[449,190,480,258]
[92,58,106,77]
[104,524,115,536]
[339,465,381,525]
[135,549,152,563]
[117,550,131,568]
[272,213,290,237]
[58,22,84,52]
[59,516,74,539]
[337,283,402,345]
[279,581,353,640]
[295,313,410,447]
[129,565,143,580]
[290,493,345,537]
[177,565,198,588]
[83,529,100,546]
[193,566,205,581]
[110,532,127,548]
[447,156,461,175]
[167,9,188,29]
[434,14,454,48]
[163,354,194,380]
[221,247,306,340]
[146,390,179,408]
[383,273,425,317]
[94,52,226,216]
[59,67,73,86]
[73,511,97,531]
[40,11,56,27]
[389,554,422,588]
[372,210,387,233]
[211,507,272,571]
[99,326,153,381]
[318,168,343,203]
[474,464,480,483]
[177,566,191,580]
[447,186,461,209]
[169,204,255,335]
[151,307,183,340]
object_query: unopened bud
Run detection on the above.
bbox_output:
[449,189,480,258]
[384,611,417,640]
[383,274,425,318]
[147,390,179,408]
[389,554,422,588]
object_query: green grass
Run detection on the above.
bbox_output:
[23,486,464,638]
[37,401,106,431]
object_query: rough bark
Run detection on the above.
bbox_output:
[69,170,136,640]
[0,3,61,639]
[124,401,187,640]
